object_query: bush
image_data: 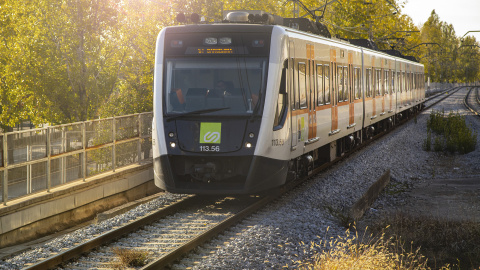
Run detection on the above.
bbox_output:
[434,136,443,152]
[423,130,431,151]
[425,110,477,154]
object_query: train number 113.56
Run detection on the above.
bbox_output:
[200,146,220,152]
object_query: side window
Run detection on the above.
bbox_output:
[365,68,371,98]
[298,62,307,108]
[292,58,297,109]
[354,67,361,99]
[343,66,349,102]
[332,63,337,105]
[372,69,376,97]
[390,70,394,93]
[384,70,388,95]
[337,66,344,102]
[324,64,331,104]
[316,64,324,105]
[376,69,381,96]
[274,62,288,129]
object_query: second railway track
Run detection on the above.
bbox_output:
[464,86,480,116]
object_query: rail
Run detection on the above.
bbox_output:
[1,112,153,205]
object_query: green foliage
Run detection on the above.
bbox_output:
[422,130,431,151]
[433,136,443,152]
[419,10,480,83]
[1,0,164,128]
[1,0,477,129]
[425,110,477,154]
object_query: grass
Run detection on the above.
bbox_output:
[298,227,434,270]
[111,247,149,269]
[370,213,480,269]
[301,211,480,269]
[423,109,477,154]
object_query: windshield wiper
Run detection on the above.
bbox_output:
[166,107,230,121]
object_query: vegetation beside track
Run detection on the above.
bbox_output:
[423,109,477,154]
[301,214,480,270]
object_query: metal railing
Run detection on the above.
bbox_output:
[1,112,153,205]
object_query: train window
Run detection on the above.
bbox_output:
[384,70,388,95]
[343,66,349,102]
[349,65,354,102]
[324,64,331,104]
[397,72,401,93]
[376,69,381,96]
[365,69,371,98]
[354,67,361,99]
[291,58,297,110]
[298,62,307,109]
[274,63,288,129]
[337,66,344,102]
[390,70,395,93]
[316,64,324,105]
[163,57,267,115]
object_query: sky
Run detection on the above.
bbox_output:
[401,0,480,41]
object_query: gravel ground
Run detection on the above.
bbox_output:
[0,193,187,269]
[1,87,478,269]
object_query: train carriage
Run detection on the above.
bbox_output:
[152,11,425,194]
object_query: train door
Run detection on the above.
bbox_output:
[307,44,317,140]
[289,40,297,150]
[330,49,339,134]
[348,53,355,127]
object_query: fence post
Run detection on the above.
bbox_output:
[112,117,116,172]
[27,134,31,194]
[138,114,142,161]
[2,134,8,205]
[47,127,51,192]
[62,127,66,184]
[83,122,87,181]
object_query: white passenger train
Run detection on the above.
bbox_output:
[152,11,425,194]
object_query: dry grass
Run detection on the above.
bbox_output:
[372,212,480,269]
[298,227,440,270]
[111,247,149,269]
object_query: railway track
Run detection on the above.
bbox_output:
[14,87,462,270]
[464,86,480,116]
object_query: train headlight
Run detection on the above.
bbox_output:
[170,142,176,148]
[245,142,252,148]
[248,132,255,138]
[204,37,217,45]
[168,132,175,138]
[219,37,232,45]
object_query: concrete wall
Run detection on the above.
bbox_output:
[0,161,161,248]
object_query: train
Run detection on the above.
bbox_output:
[152,11,425,194]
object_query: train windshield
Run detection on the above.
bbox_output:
[164,57,267,116]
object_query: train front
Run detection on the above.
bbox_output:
[153,24,286,194]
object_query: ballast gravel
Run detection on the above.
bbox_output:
[1,87,479,269]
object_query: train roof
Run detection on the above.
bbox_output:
[168,11,421,64]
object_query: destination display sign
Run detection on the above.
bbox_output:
[185,47,248,55]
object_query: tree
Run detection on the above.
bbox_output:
[417,10,480,83]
